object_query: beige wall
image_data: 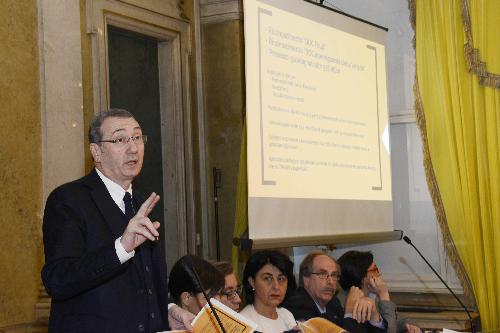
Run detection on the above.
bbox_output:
[0,0,43,327]
[202,19,245,260]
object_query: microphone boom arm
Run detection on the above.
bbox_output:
[402,236,475,332]
[190,265,227,333]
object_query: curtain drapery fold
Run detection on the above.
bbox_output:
[412,0,500,328]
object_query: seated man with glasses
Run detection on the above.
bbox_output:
[283,251,386,333]
[213,261,243,312]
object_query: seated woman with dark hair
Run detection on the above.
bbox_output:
[167,255,225,330]
[240,250,298,333]
[337,251,420,333]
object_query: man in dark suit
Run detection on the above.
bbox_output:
[283,251,386,333]
[42,109,168,332]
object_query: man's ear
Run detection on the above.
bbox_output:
[90,143,102,162]
[303,276,310,289]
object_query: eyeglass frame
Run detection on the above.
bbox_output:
[310,271,340,281]
[367,263,380,275]
[98,134,148,146]
[220,285,243,299]
[191,288,220,300]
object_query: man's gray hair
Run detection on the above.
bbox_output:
[299,251,339,287]
[88,108,135,144]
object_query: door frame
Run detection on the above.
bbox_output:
[86,0,196,267]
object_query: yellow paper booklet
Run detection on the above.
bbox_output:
[298,317,347,333]
[159,298,257,333]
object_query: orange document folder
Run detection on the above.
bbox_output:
[160,298,257,333]
[297,317,347,333]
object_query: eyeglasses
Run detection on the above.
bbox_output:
[367,264,380,275]
[206,288,220,299]
[311,271,340,281]
[98,134,147,146]
[220,285,243,299]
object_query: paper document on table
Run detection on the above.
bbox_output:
[444,329,469,333]
[298,317,347,333]
[159,298,257,333]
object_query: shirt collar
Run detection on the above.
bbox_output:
[95,168,132,213]
[312,296,327,314]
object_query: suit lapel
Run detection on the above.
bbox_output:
[84,170,150,282]
[301,287,323,317]
[84,170,126,238]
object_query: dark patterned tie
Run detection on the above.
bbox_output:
[123,192,135,221]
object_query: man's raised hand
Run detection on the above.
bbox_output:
[120,192,160,253]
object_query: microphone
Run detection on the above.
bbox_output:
[402,235,475,333]
[213,167,222,192]
[188,261,227,333]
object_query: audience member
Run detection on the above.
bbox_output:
[214,261,243,311]
[337,251,421,333]
[283,251,386,333]
[167,255,225,330]
[240,250,298,332]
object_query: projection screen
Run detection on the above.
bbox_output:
[244,0,395,247]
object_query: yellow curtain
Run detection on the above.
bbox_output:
[232,120,248,275]
[414,0,500,328]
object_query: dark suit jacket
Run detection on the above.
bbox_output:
[283,287,386,333]
[42,170,169,333]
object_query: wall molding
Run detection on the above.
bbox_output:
[200,0,242,24]
[193,0,211,257]
[390,111,416,124]
[119,0,183,20]
[39,0,85,202]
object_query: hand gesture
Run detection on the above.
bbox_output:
[354,296,379,323]
[405,323,422,333]
[345,286,364,315]
[120,192,161,253]
[168,304,195,332]
[367,275,390,301]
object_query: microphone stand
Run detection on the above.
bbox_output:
[213,167,222,261]
[190,264,227,333]
[403,235,475,333]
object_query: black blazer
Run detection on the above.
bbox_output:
[283,287,386,333]
[42,170,169,333]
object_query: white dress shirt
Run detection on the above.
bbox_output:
[95,168,135,263]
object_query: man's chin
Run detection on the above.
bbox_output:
[320,293,334,303]
[123,166,141,177]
